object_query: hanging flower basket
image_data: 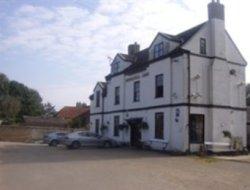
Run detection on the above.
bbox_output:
[223,130,232,139]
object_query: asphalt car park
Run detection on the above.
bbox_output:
[0,142,250,190]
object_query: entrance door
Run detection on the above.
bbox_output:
[130,125,141,147]
[189,114,204,144]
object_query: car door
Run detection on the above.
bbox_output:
[88,133,100,146]
[78,132,92,146]
[57,133,66,142]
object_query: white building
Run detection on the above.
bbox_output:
[89,1,247,152]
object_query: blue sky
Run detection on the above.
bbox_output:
[1,0,249,110]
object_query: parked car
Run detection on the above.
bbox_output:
[43,132,68,147]
[63,132,117,149]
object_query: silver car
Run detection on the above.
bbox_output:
[43,132,67,147]
[63,132,116,149]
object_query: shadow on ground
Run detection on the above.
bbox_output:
[0,142,170,165]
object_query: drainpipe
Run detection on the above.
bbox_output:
[101,93,104,135]
[187,52,191,152]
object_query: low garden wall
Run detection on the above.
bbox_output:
[0,125,85,143]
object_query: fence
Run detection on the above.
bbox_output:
[0,125,83,143]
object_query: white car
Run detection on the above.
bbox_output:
[63,131,117,149]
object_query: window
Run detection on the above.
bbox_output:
[155,74,164,98]
[96,91,100,107]
[200,38,206,55]
[155,113,164,139]
[113,62,119,73]
[154,42,164,59]
[190,114,204,144]
[133,81,140,102]
[114,86,120,105]
[114,116,120,137]
[95,119,100,135]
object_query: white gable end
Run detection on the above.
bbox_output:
[182,23,210,55]
[149,34,179,60]
[110,55,132,74]
[225,32,247,65]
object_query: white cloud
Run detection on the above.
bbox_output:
[0,0,250,108]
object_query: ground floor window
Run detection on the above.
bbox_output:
[155,112,164,139]
[189,114,204,144]
[114,116,120,137]
[95,119,100,135]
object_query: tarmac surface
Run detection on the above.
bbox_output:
[0,142,250,190]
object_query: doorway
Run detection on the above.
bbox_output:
[130,125,141,147]
[189,114,205,144]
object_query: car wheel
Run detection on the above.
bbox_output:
[71,141,80,149]
[49,140,59,147]
[103,141,112,148]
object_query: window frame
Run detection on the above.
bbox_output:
[155,112,164,140]
[153,42,164,59]
[155,74,164,98]
[114,86,120,105]
[96,91,100,107]
[200,38,207,55]
[133,81,140,102]
[113,115,120,137]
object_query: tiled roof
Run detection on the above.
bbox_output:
[57,106,89,120]
[106,22,206,78]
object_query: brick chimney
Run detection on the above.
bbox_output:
[128,42,140,56]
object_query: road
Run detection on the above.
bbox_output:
[0,142,250,190]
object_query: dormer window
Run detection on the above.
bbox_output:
[154,42,164,59]
[112,62,119,73]
[200,38,206,55]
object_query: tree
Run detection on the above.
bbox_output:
[76,102,88,108]
[70,116,88,129]
[8,81,44,117]
[0,73,45,123]
[0,73,9,96]
[43,102,57,117]
[0,96,21,122]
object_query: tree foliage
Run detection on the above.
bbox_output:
[43,102,57,117]
[76,101,88,108]
[69,116,88,129]
[0,73,44,123]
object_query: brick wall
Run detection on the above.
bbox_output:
[0,125,81,143]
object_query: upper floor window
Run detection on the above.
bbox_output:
[133,81,140,102]
[113,62,119,73]
[96,91,100,107]
[114,115,120,137]
[155,74,164,98]
[154,42,164,59]
[200,38,206,55]
[114,86,120,105]
[155,112,164,139]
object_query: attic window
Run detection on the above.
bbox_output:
[200,38,206,55]
[154,42,164,59]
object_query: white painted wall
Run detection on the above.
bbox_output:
[90,3,247,151]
